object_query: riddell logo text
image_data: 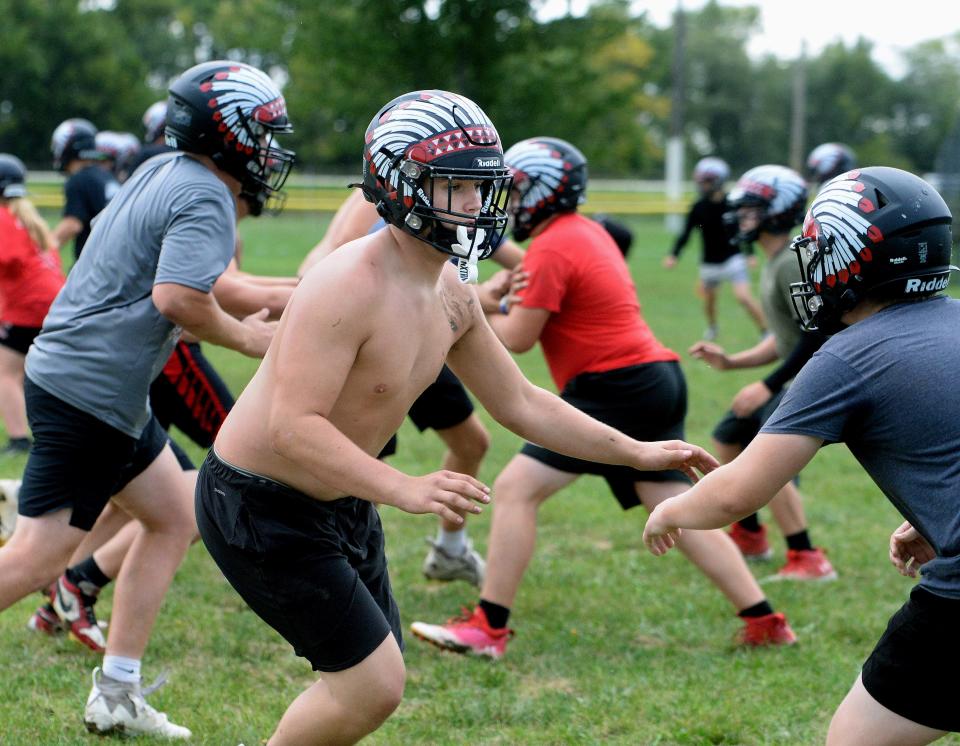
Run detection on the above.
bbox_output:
[904,276,949,293]
[473,158,502,168]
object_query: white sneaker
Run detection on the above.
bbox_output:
[703,325,719,342]
[422,538,486,587]
[84,668,192,739]
[0,479,20,544]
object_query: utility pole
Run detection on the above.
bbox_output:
[789,41,807,173]
[665,1,685,232]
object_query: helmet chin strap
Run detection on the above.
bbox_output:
[454,225,484,284]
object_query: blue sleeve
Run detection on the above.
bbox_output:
[155,196,236,293]
[761,349,871,444]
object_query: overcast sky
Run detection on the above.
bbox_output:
[537,0,960,77]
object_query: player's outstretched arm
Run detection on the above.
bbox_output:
[447,302,717,478]
[643,432,820,555]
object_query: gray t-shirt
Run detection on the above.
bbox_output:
[26,153,236,438]
[762,296,960,598]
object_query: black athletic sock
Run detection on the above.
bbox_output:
[479,599,511,629]
[785,530,813,552]
[66,556,112,599]
[737,513,762,532]
[737,600,774,619]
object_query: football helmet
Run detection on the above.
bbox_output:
[503,137,587,242]
[693,156,730,193]
[806,143,856,185]
[51,118,100,172]
[360,90,511,281]
[0,154,27,199]
[95,132,141,169]
[790,167,955,333]
[143,100,168,143]
[728,165,808,243]
[165,60,295,211]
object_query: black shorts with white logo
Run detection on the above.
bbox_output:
[196,451,402,672]
[520,361,690,510]
[0,323,41,355]
[861,585,960,731]
[19,377,168,530]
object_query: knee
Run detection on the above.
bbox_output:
[448,420,491,463]
[492,472,543,508]
[352,667,405,731]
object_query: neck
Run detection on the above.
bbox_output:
[184,153,241,196]
[841,298,898,326]
[757,232,790,258]
[529,212,561,239]
[385,226,452,284]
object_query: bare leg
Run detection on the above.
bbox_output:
[434,414,490,532]
[703,284,718,330]
[827,675,946,746]
[635,481,765,610]
[269,634,405,746]
[0,346,28,439]
[104,446,196,658]
[0,510,86,609]
[766,480,808,537]
[731,280,767,332]
[480,455,576,608]
[68,502,133,567]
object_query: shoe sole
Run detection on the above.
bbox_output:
[421,570,483,587]
[762,570,838,583]
[741,550,773,562]
[409,624,502,660]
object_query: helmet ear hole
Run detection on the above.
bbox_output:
[874,189,889,208]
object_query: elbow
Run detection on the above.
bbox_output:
[151,286,184,323]
[501,334,536,354]
[267,418,296,460]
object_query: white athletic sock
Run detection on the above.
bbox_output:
[436,527,468,557]
[103,655,141,683]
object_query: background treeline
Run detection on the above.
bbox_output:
[3,0,960,177]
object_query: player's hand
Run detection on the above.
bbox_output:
[731,381,772,418]
[689,341,730,369]
[394,470,491,524]
[240,307,278,358]
[483,269,513,297]
[889,520,935,578]
[635,440,719,482]
[643,502,683,556]
[662,255,677,269]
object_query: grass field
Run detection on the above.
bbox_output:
[0,212,955,745]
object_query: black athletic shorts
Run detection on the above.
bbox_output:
[0,323,41,355]
[196,451,402,672]
[19,377,168,530]
[149,341,234,449]
[521,361,690,510]
[861,586,960,731]
[712,389,787,449]
[407,365,474,432]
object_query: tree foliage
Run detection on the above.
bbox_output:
[0,0,958,178]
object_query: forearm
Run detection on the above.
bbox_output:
[657,463,775,529]
[52,217,82,245]
[155,287,257,355]
[726,335,779,369]
[501,384,644,466]
[213,274,292,319]
[270,414,408,506]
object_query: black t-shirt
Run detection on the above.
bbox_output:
[63,165,119,259]
[671,195,741,264]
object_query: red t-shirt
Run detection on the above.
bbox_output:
[0,206,65,327]
[519,212,679,390]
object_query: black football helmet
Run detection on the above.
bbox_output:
[51,118,101,172]
[790,167,955,334]
[503,137,587,242]
[359,90,511,281]
[0,154,27,199]
[806,143,856,185]
[727,165,808,243]
[165,60,295,212]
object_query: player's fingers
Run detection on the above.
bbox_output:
[439,472,491,499]
[434,504,465,525]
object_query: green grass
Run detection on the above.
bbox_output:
[1,214,956,745]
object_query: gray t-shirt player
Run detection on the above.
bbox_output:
[26,153,236,438]
[762,296,960,599]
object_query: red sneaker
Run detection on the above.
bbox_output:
[51,574,106,653]
[27,602,67,636]
[728,523,772,561]
[775,548,838,581]
[736,612,797,647]
[411,606,513,660]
